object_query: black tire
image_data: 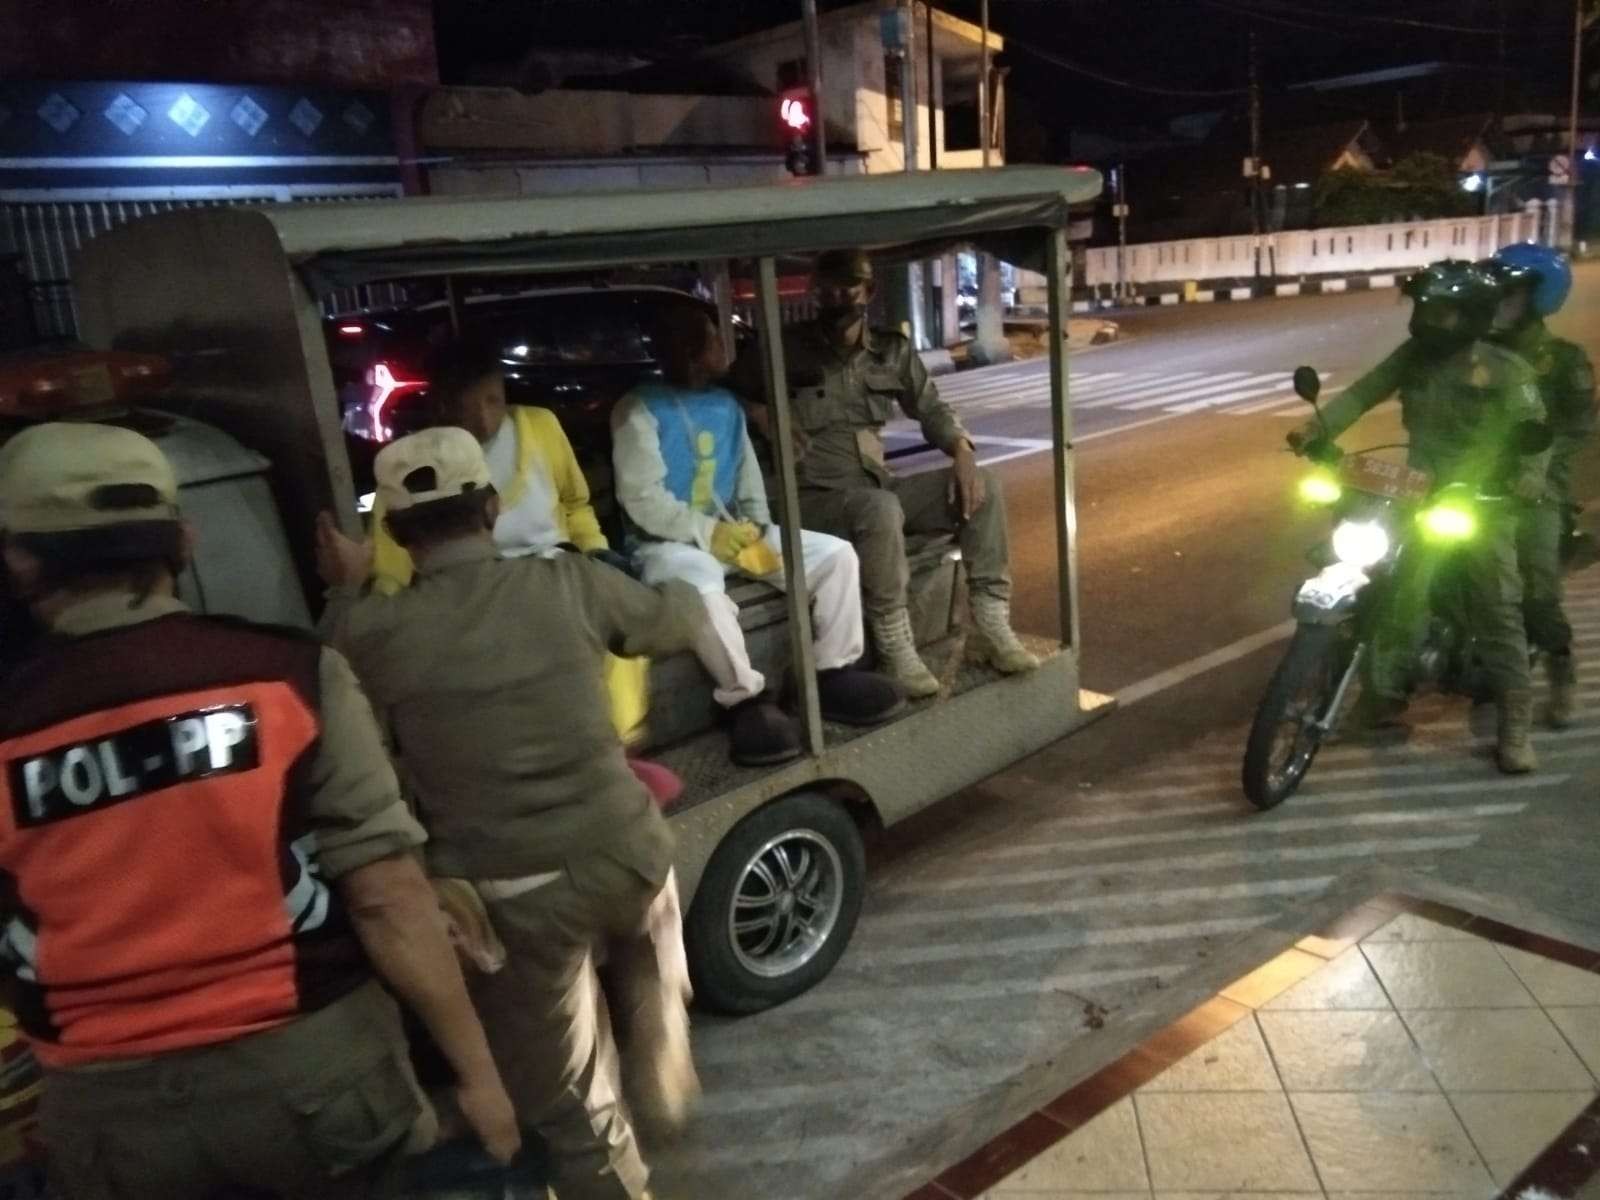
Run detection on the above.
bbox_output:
[1242,624,1343,811]
[686,791,865,1015]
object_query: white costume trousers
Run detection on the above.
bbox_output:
[634,527,864,707]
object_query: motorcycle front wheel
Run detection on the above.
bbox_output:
[1242,623,1347,811]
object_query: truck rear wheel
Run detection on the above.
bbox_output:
[686,791,865,1015]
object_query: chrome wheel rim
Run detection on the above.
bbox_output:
[728,829,844,978]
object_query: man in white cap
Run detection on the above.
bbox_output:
[317,426,707,1200]
[0,422,517,1198]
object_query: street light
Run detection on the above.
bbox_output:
[1461,173,1484,193]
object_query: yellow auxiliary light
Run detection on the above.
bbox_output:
[1298,470,1343,506]
[1418,502,1477,541]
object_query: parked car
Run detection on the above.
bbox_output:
[324,284,735,493]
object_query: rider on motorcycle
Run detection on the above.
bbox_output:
[1288,259,1550,773]
[1480,243,1596,730]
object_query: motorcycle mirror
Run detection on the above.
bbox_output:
[1292,366,1321,403]
[1514,420,1554,454]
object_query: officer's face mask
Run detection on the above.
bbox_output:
[816,280,871,331]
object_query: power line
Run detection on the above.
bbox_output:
[1007,38,1248,97]
[1199,0,1340,35]
[1218,0,1562,36]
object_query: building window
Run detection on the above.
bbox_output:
[885,55,904,141]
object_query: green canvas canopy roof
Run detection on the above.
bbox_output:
[258,166,1102,292]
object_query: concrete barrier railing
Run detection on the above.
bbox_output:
[1080,211,1546,290]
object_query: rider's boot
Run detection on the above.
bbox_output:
[1546,652,1577,730]
[1496,688,1538,774]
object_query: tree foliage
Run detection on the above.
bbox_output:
[1313,152,1475,227]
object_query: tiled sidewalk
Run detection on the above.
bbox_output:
[910,896,1600,1200]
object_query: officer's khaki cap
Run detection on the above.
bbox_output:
[0,422,179,534]
[815,248,873,284]
[375,427,492,513]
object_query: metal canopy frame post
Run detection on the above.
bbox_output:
[756,254,824,755]
[1044,226,1080,652]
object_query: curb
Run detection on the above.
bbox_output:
[1073,272,1400,312]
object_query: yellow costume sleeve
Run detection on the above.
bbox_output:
[518,406,608,553]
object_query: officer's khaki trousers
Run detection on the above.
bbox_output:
[798,466,1013,619]
[40,982,425,1200]
[471,853,686,1200]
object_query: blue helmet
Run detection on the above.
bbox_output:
[1490,242,1572,316]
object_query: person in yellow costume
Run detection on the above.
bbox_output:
[369,340,655,753]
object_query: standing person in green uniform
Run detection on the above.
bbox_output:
[1481,243,1596,728]
[1287,260,1550,773]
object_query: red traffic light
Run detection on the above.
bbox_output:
[779,88,813,133]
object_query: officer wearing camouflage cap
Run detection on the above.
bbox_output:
[0,422,517,1197]
[316,426,709,1200]
[728,248,1038,699]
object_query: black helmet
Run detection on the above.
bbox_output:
[1401,259,1502,349]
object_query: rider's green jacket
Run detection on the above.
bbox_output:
[1490,319,1596,502]
[1316,337,1550,497]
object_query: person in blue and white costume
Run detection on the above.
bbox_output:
[612,307,902,767]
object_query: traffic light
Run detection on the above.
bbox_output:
[779,86,814,175]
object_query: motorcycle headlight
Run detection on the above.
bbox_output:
[1418,500,1477,541]
[1298,469,1343,506]
[1331,519,1391,568]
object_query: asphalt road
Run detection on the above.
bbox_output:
[650,266,1600,1200]
[923,264,1600,719]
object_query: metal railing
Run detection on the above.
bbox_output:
[1080,211,1545,290]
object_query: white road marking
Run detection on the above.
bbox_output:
[1116,621,1296,706]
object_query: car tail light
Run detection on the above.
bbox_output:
[365,361,427,442]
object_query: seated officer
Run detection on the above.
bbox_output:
[613,306,903,766]
[729,248,1038,699]
[0,423,517,1199]
[317,428,708,1200]
[369,339,654,749]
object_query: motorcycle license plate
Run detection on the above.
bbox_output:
[1340,454,1432,501]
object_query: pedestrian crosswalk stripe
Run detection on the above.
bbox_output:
[869,876,1336,928]
[882,834,1480,898]
[975,799,1534,861]
[1073,371,1213,410]
[937,364,1338,418]
[1122,372,1286,412]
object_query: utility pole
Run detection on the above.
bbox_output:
[1565,0,1584,250]
[972,0,1010,364]
[1248,30,1263,294]
[979,0,991,169]
[1117,166,1129,303]
[926,1,938,170]
[801,0,828,175]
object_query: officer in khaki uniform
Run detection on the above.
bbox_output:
[729,248,1039,699]
[0,423,517,1199]
[317,428,707,1200]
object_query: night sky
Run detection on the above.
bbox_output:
[435,0,1588,142]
